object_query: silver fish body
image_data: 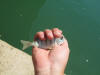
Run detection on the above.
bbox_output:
[33,36,64,49]
[21,36,64,50]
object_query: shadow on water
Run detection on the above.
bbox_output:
[0,0,46,50]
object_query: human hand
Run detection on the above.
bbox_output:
[32,28,70,75]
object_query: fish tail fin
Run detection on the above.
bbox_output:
[20,40,32,50]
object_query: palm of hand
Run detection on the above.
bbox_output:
[32,28,70,74]
[32,39,70,70]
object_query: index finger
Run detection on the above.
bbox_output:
[52,28,62,38]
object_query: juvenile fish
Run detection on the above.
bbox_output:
[21,36,64,50]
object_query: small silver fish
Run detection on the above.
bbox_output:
[21,36,64,50]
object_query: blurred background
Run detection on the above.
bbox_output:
[0,0,100,75]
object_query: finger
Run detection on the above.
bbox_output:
[45,29,54,40]
[52,28,62,38]
[34,31,46,40]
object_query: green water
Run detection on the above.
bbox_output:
[0,0,100,75]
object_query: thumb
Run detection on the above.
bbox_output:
[32,46,39,55]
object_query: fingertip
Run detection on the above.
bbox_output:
[52,29,62,38]
[52,28,63,38]
[53,28,62,33]
[34,31,46,41]
[45,29,54,40]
